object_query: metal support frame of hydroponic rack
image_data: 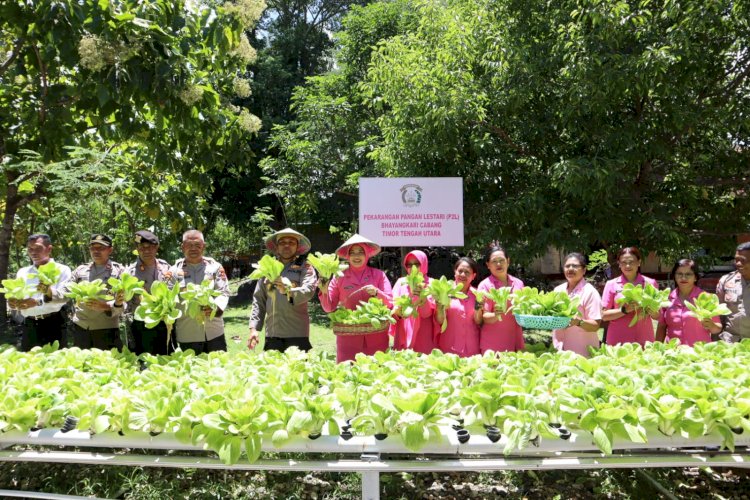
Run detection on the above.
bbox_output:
[1,428,749,500]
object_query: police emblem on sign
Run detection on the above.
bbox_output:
[401,184,423,207]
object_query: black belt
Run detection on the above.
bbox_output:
[27,312,60,321]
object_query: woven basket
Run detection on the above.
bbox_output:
[513,314,572,330]
[332,323,390,337]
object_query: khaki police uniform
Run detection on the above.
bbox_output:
[66,260,126,349]
[171,256,230,353]
[717,271,750,340]
[125,257,174,355]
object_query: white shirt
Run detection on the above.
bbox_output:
[15,259,72,318]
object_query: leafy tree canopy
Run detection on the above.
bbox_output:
[264,0,750,262]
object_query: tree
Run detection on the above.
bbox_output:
[365,0,750,261]
[209,0,371,231]
[264,0,750,263]
[0,0,265,317]
[260,0,420,226]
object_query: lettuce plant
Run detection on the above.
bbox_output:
[512,288,580,317]
[134,282,183,347]
[616,283,671,327]
[0,278,38,301]
[306,252,347,281]
[328,298,396,329]
[685,292,731,322]
[180,279,223,324]
[426,276,467,332]
[107,273,145,302]
[473,287,513,316]
[30,261,61,286]
[65,280,112,305]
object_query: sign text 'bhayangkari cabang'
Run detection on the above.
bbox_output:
[359,177,464,247]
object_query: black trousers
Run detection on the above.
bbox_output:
[264,336,312,352]
[130,320,175,355]
[178,335,227,355]
[70,323,122,350]
[21,312,67,351]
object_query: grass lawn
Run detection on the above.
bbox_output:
[222,301,336,354]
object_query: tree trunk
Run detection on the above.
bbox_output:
[0,171,22,322]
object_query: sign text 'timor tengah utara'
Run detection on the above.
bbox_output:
[359,177,464,247]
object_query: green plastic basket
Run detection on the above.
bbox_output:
[513,314,572,330]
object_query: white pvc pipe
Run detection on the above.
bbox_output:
[0,489,106,500]
[361,471,380,500]
[1,450,749,471]
[1,427,747,456]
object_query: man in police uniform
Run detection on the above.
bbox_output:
[717,241,750,341]
[125,230,174,355]
[171,229,230,354]
[9,234,72,350]
[248,228,317,352]
[65,234,126,349]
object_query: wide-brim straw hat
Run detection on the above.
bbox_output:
[265,228,311,255]
[336,234,381,260]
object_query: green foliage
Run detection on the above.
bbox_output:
[328,298,396,329]
[107,273,145,302]
[473,287,513,315]
[31,262,62,286]
[133,282,183,345]
[685,292,731,323]
[249,255,285,283]
[1,0,266,291]
[65,280,112,305]
[512,288,580,318]
[426,276,467,308]
[616,284,671,327]
[0,278,38,301]
[586,250,609,272]
[3,341,750,461]
[259,0,420,226]
[306,252,348,281]
[427,276,468,332]
[179,280,223,324]
[265,0,750,260]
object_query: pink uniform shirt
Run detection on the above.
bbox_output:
[658,287,717,346]
[552,280,602,357]
[390,251,435,354]
[432,287,480,357]
[319,266,393,362]
[601,273,658,346]
[478,275,525,353]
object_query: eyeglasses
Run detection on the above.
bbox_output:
[183,242,204,249]
[619,260,638,267]
[489,258,507,265]
[675,272,695,279]
[564,264,582,270]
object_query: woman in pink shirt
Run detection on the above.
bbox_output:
[601,247,659,346]
[552,252,602,357]
[318,234,393,362]
[433,257,483,357]
[655,259,721,346]
[390,250,435,354]
[478,246,525,353]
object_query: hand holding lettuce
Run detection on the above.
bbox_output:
[180,280,224,324]
[685,292,730,322]
[616,283,671,327]
[426,276,467,333]
[307,252,347,282]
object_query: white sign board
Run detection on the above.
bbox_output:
[359,177,464,247]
